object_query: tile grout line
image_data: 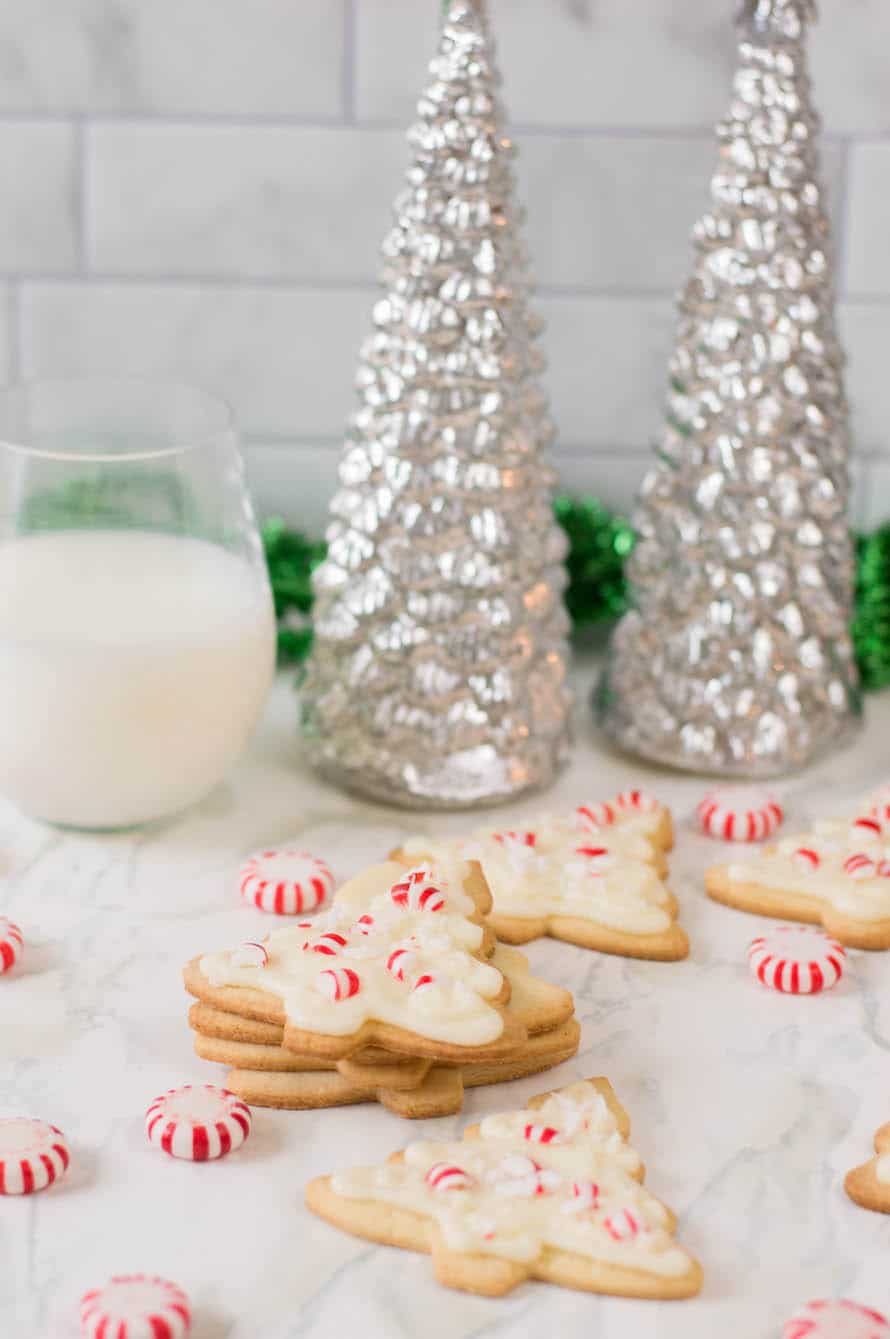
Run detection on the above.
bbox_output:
[342,0,357,124]
[6,282,21,381]
[831,134,852,298]
[74,114,89,275]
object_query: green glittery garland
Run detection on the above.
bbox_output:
[265,506,890,693]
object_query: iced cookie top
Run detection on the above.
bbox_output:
[725,789,890,922]
[200,861,506,1043]
[331,1079,693,1276]
[402,795,673,934]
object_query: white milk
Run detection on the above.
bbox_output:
[0,530,276,827]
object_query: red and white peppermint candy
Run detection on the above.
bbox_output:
[782,1298,889,1339]
[563,1180,600,1213]
[316,966,360,1001]
[0,1118,69,1195]
[844,853,876,880]
[239,848,334,916]
[0,917,23,975]
[575,845,613,875]
[615,789,660,814]
[389,872,446,913]
[523,1122,564,1145]
[575,801,616,831]
[489,1154,561,1198]
[493,830,536,848]
[425,1162,474,1192]
[697,788,783,842]
[80,1275,191,1339]
[748,926,846,995]
[352,913,375,935]
[411,973,439,993]
[304,931,347,956]
[603,1206,641,1241]
[386,946,417,982]
[231,940,269,969]
[852,815,883,840]
[792,847,821,871]
[145,1084,250,1161]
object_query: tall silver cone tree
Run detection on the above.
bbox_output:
[301,0,571,808]
[598,0,860,777]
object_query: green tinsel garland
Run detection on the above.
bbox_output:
[263,505,890,692]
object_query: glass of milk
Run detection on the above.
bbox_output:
[0,379,277,828]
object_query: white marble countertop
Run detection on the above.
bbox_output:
[2,659,890,1339]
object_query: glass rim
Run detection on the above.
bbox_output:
[0,377,237,463]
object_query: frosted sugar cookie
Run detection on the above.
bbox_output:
[306,1076,701,1297]
[185,861,525,1063]
[396,796,687,960]
[190,945,575,1081]
[845,1121,890,1215]
[706,787,890,948]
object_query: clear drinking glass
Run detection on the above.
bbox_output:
[0,379,276,829]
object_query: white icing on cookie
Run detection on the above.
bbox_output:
[331,1079,692,1276]
[725,803,890,922]
[875,1153,890,1184]
[402,804,673,935]
[200,861,505,1043]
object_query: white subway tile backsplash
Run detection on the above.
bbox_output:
[0,0,345,117]
[811,0,890,136]
[0,123,77,273]
[522,138,841,293]
[88,125,406,281]
[839,302,890,458]
[0,0,888,530]
[844,143,890,298]
[356,0,733,129]
[21,283,373,438]
[537,294,675,450]
[245,442,340,531]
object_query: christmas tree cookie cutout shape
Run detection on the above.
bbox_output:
[706,788,890,948]
[397,792,688,960]
[185,860,527,1061]
[307,1076,702,1299]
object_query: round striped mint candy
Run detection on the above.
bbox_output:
[0,1117,69,1195]
[615,789,660,814]
[0,917,23,974]
[316,967,360,1001]
[782,1298,889,1339]
[603,1206,641,1241]
[239,848,334,915]
[80,1275,191,1339]
[425,1162,474,1192]
[575,801,616,831]
[389,873,446,913]
[748,926,846,995]
[697,788,783,842]
[145,1085,251,1161]
[523,1122,564,1145]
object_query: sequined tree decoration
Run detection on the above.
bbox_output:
[598,0,860,776]
[300,0,570,808]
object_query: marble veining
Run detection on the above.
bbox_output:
[2,661,890,1338]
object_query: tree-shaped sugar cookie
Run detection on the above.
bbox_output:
[307,1076,702,1298]
[184,860,526,1062]
[706,787,890,948]
[397,792,688,960]
[845,1122,890,1215]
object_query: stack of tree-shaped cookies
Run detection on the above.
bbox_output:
[184,859,581,1118]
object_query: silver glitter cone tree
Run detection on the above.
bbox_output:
[598,0,860,777]
[301,0,571,808]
